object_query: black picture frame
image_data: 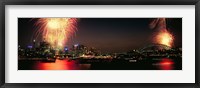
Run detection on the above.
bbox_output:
[0,0,199,88]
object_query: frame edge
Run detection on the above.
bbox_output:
[0,0,5,87]
[195,1,200,87]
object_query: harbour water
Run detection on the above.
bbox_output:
[18,57,182,70]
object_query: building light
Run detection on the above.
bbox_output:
[64,47,68,51]
[74,44,79,47]
[27,45,33,49]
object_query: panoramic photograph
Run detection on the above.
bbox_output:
[18,18,182,70]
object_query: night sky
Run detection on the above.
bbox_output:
[18,18,182,53]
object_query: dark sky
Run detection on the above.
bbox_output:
[18,18,182,53]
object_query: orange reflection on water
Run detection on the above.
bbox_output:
[34,59,79,70]
[159,58,174,70]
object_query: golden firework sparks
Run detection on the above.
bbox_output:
[155,29,174,47]
[34,18,78,49]
[150,18,174,47]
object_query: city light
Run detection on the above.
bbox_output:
[27,45,33,49]
[64,47,68,51]
[74,44,79,47]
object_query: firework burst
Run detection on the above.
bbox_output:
[34,18,78,49]
[150,18,174,47]
[154,29,174,47]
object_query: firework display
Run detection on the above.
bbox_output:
[34,18,78,49]
[150,18,174,47]
[18,18,182,70]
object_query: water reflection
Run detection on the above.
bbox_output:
[33,59,90,70]
[18,57,180,70]
[152,58,175,70]
[159,58,174,70]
